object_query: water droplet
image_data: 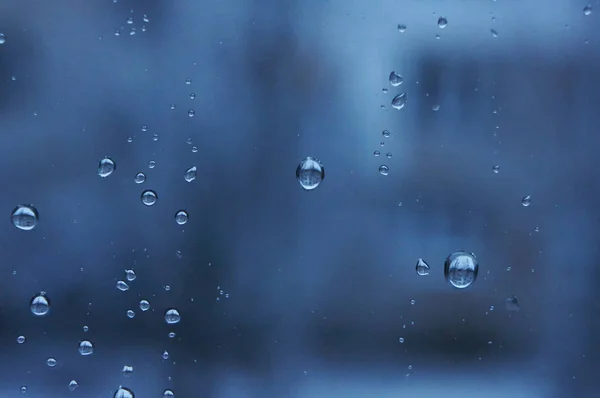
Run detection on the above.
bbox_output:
[189,93,196,100]
[162,350,169,360]
[492,165,500,174]
[163,389,174,398]
[11,205,39,231]
[382,130,391,138]
[141,190,158,206]
[397,24,407,33]
[184,166,197,182]
[30,292,50,316]
[583,5,592,15]
[170,104,176,110]
[409,299,416,305]
[143,14,150,23]
[116,281,129,291]
[415,258,430,276]
[126,309,135,318]
[114,387,135,398]
[378,165,389,176]
[126,16,134,24]
[141,125,148,132]
[490,29,498,37]
[68,380,79,392]
[165,308,181,324]
[127,137,133,143]
[382,88,388,93]
[98,157,116,177]
[533,226,540,232]
[83,325,89,332]
[188,109,195,117]
[0,33,6,44]
[191,146,198,153]
[373,150,380,156]
[438,17,448,28]
[391,93,407,110]
[389,71,403,86]
[125,269,136,281]
[432,104,440,111]
[153,134,159,141]
[175,210,189,225]
[164,285,171,291]
[185,78,192,85]
[386,152,392,159]
[168,332,176,338]
[78,340,94,356]
[134,172,146,184]
[148,160,156,169]
[17,335,26,344]
[46,357,57,367]
[138,300,150,312]
[444,251,479,289]
[122,365,134,376]
[398,337,405,343]
[505,295,520,311]
[521,195,531,207]
[20,386,27,394]
[296,157,325,191]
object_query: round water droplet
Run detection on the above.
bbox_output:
[98,157,116,177]
[373,150,380,156]
[386,152,392,158]
[126,309,135,318]
[139,299,150,311]
[432,104,440,111]
[389,71,403,86]
[141,190,158,206]
[415,258,430,276]
[188,109,195,117]
[68,380,79,392]
[410,299,416,305]
[444,251,479,289]
[191,146,198,153]
[391,93,407,110]
[185,78,192,85]
[378,165,389,176]
[0,33,6,44]
[126,16,134,24]
[296,157,325,191]
[184,166,197,182]
[116,280,129,291]
[78,340,94,356]
[521,195,531,207]
[162,350,169,360]
[134,172,146,184]
[83,325,89,332]
[165,308,181,324]
[153,134,159,141]
[17,335,26,344]
[114,387,135,398]
[11,205,39,231]
[490,29,498,37]
[141,125,148,132]
[170,104,176,110]
[148,160,156,169]
[163,389,175,398]
[583,5,592,15]
[125,269,136,281]
[382,130,391,138]
[397,24,407,33]
[20,386,27,394]
[398,337,405,343]
[175,210,189,225]
[438,17,448,28]
[168,332,176,338]
[46,357,57,367]
[30,292,50,316]
[189,93,196,100]
[492,165,499,174]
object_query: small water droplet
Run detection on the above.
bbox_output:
[444,251,479,289]
[170,104,176,110]
[378,165,389,176]
[17,335,26,344]
[415,258,430,276]
[389,71,403,86]
[397,24,407,33]
[126,309,135,318]
[125,269,136,281]
[68,380,79,392]
[185,78,192,85]
[134,172,146,184]
[188,109,195,117]
[11,205,39,231]
[46,357,57,367]
[382,88,388,93]
[386,152,392,158]
[505,295,520,311]
[83,325,89,332]
[114,387,135,398]
[296,157,325,191]
[175,210,189,225]
[163,389,174,398]
[189,93,196,100]
[143,14,150,23]
[490,29,498,37]
[116,281,129,291]
[373,150,380,157]
[410,299,416,305]
[165,308,181,324]
[391,93,407,110]
[492,165,500,174]
[162,350,169,360]
[169,332,176,338]
[122,365,134,377]
[191,146,198,153]
[438,17,448,28]
[382,130,391,138]
[432,104,440,111]
[30,292,50,316]
[126,16,134,24]
[139,299,150,311]
[0,33,6,44]
[141,190,158,206]
[153,133,159,141]
[398,337,405,343]
[141,125,148,132]
[127,137,133,143]
[583,5,592,15]
[521,195,532,207]
[98,157,116,177]
[78,340,94,356]
[184,166,197,182]
[148,160,156,169]
[20,386,27,394]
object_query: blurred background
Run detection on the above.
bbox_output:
[0,0,599,397]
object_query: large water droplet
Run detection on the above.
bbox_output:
[116,281,129,291]
[78,340,94,356]
[184,166,197,182]
[378,165,389,176]
[141,190,158,206]
[11,205,39,231]
[521,195,531,207]
[415,258,430,276]
[165,308,181,324]
[391,93,407,110]
[296,157,325,191]
[444,251,479,289]
[175,210,189,225]
[382,130,391,138]
[30,292,50,316]
[438,17,448,28]
[98,157,116,177]
[125,269,136,281]
[139,299,150,311]
[389,71,403,86]
[134,172,146,184]
[17,335,26,344]
[114,387,135,398]
[583,5,592,15]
